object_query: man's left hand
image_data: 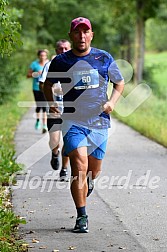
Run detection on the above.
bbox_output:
[102,101,114,114]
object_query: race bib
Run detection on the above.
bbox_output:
[73,69,99,90]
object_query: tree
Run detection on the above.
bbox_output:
[134,0,162,83]
[105,0,136,62]
[8,0,167,85]
[0,0,22,56]
[146,3,167,52]
[107,0,165,83]
[11,0,120,55]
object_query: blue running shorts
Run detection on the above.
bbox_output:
[63,124,108,160]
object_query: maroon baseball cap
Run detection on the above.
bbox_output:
[70,17,92,32]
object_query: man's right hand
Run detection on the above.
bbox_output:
[49,104,61,118]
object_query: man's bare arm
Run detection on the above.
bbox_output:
[103,79,124,113]
[43,79,60,114]
[43,79,54,104]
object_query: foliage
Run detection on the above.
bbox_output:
[144,51,167,99]
[0,146,22,186]
[113,51,167,147]
[146,18,167,52]
[0,188,26,252]
[9,0,167,66]
[135,0,161,21]
[0,0,22,56]
[0,79,32,185]
[143,64,159,93]
[10,0,122,55]
[0,55,23,105]
[0,0,23,105]
[113,84,167,147]
[103,0,136,60]
[145,1,167,52]
[0,79,31,251]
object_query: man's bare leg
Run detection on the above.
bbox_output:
[87,155,102,179]
[49,131,60,154]
[59,145,69,180]
[86,155,102,197]
[62,145,69,168]
[69,147,88,207]
[69,148,103,233]
[49,131,61,170]
[42,111,47,133]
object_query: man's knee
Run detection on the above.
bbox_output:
[69,148,88,176]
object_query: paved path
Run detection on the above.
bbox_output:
[13,108,167,252]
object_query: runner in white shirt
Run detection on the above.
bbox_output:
[39,39,71,180]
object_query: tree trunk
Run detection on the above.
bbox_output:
[134,2,145,84]
[120,33,132,63]
[126,35,132,63]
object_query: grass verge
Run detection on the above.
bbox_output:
[112,83,167,147]
[112,51,167,148]
[0,78,32,252]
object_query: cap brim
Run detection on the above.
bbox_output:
[71,22,91,31]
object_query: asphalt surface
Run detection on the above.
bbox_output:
[13,108,167,252]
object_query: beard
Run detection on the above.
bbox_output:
[75,47,88,53]
[76,48,87,53]
[73,42,90,53]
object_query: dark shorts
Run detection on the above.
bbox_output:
[33,90,47,112]
[47,116,62,132]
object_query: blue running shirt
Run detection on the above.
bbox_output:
[30,60,45,91]
[47,47,123,129]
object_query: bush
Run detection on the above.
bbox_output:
[143,63,166,99]
[0,55,22,105]
[0,145,23,186]
[0,190,26,252]
[143,64,158,90]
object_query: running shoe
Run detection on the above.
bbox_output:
[73,215,89,233]
[42,125,48,134]
[50,151,60,170]
[35,120,41,130]
[87,177,94,197]
[59,167,68,181]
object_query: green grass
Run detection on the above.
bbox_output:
[0,191,26,252]
[0,78,32,251]
[113,89,167,147]
[144,51,167,99]
[0,79,33,185]
[113,51,167,147]
[0,79,33,146]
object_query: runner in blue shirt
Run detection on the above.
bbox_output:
[27,49,49,133]
[44,17,124,233]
